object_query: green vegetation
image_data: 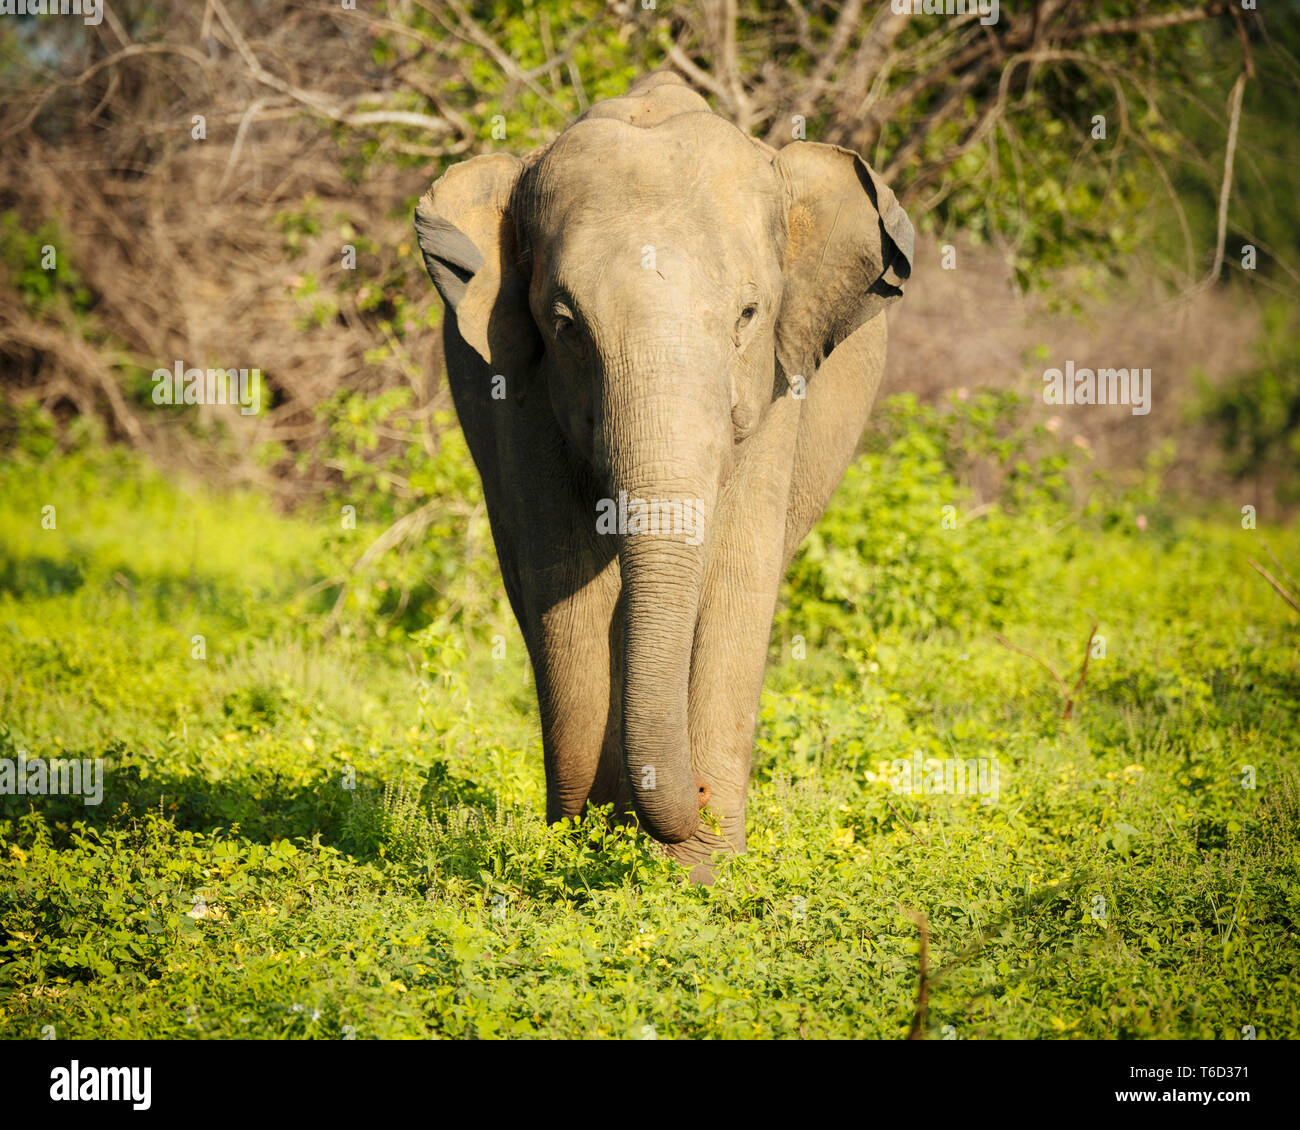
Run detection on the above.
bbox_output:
[1,397,1296,1039]
[0,0,1294,1044]
[1195,300,1300,504]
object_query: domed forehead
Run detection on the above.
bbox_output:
[526,113,782,242]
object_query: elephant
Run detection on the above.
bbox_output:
[413,72,913,881]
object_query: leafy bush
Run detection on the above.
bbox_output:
[1195,300,1300,503]
[782,391,1078,640]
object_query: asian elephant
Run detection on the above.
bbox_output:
[413,72,913,881]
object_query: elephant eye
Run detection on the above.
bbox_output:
[551,300,576,340]
[736,303,758,331]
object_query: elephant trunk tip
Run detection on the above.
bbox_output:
[634,789,702,845]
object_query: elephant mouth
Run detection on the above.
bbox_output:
[695,777,711,808]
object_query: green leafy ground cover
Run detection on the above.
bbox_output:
[0,397,1296,1039]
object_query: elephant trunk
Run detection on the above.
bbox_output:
[605,384,725,844]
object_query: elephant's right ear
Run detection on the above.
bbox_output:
[414,153,533,366]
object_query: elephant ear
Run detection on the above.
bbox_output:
[414,152,534,367]
[773,142,913,383]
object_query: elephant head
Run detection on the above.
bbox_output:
[415,73,912,859]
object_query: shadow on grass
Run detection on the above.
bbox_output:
[0,553,84,599]
[0,754,658,898]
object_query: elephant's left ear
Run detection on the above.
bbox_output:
[773,142,913,381]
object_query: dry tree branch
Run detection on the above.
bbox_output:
[1066,619,1101,722]
[761,0,877,145]
[665,37,732,105]
[0,43,214,141]
[884,799,930,847]
[714,0,752,131]
[805,0,865,97]
[1262,544,1299,596]
[208,0,453,135]
[831,8,910,127]
[995,618,1100,721]
[431,0,569,118]
[850,1,1239,178]
[1247,560,1300,616]
[880,62,990,184]
[1064,4,1232,41]
[994,632,1072,698]
[1193,69,1248,292]
[0,313,147,446]
[782,0,815,55]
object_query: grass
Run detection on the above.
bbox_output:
[0,404,1297,1040]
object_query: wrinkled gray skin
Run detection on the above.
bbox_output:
[414,73,912,881]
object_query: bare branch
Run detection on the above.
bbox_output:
[1248,560,1300,616]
